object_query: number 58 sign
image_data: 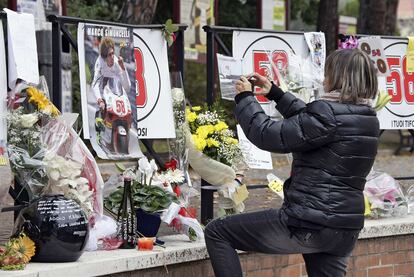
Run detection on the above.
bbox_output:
[378,38,414,129]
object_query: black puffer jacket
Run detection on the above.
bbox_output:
[235,86,380,230]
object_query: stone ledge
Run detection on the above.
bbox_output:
[360,213,414,239]
[3,214,414,276]
[1,235,208,277]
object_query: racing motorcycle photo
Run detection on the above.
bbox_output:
[95,77,132,155]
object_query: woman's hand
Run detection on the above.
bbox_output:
[235,76,252,93]
[247,72,272,96]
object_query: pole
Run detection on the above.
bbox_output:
[51,20,62,111]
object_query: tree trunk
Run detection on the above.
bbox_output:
[118,0,159,25]
[357,0,387,35]
[385,0,399,35]
[317,0,339,54]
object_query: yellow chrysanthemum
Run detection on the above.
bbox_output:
[196,125,215,139]
[206,138,220,148]
[186,112,197,123]
[192,135,206,151]
[10,234,36,263]
[191,106,202,111]
[26,87,60,117]
[214,121,228,132]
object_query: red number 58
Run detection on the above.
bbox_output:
[386,56,414,104]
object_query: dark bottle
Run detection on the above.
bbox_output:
[117,176,136,249]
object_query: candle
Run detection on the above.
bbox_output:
[137,237,155,250]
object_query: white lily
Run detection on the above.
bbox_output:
[138,157,151,174]
[150,159,158,173]
[48,169,61,181]
[19,113,39,128]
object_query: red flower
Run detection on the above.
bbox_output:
[178,207,186,216]
[164,159,177,170]
[173,185,181,197]
[172,33,177,42]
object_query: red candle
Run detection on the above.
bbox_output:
[137,237,155,250]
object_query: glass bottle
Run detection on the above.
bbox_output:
[117,176,136,249]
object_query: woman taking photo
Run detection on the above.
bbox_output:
[205,49,380,277]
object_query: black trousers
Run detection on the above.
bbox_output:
[204,209,359,277]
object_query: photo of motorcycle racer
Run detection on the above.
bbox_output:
[92,37,131,112]
[92,37,132,154]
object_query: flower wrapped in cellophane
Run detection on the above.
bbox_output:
[169,72,190,186]
[6,80,105,247]
[185,105,248,215]
[364,170,408,219]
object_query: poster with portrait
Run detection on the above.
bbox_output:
[180,0,214,60]
[78,23,143,159]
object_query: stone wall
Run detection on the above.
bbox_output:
[108,234,414,277]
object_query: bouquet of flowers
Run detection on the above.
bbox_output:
[104,157,204,241]
[169,73,190,185]
[364,170,408,219]
[7,81,104,240]
[159,158,202,241]
[0,232,35,271]
[185,105,248,215]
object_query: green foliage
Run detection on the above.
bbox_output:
[105,182,178,214]
[290,0,320,26]
[339,0,359,17]
[67,0,121,21]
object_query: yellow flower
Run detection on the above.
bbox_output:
[191,106,202,111]
[196,125,215,139]
[192,135,206,151]
[187,112,197,123]
[214,121,228,132]
[10,234,36,263]
[206,138,220,148]
[224,137,238,145]
[26,87,60,117]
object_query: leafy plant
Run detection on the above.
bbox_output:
[105,181,178,214]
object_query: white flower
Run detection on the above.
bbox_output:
[157,169,185,185]
[48,169,60,181]
[171,88,185,104]
[138,157,151,174]
[150,159,158,173]
[19,113,39,128]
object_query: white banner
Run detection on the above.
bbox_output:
[133,29,175,139]
[237,125,273,170]
[232,30,309,116]
[0,21,7,141]
[5,8,39,89]
[378,37,414,129]
[180,0,214,60]
[261,0,286,31]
